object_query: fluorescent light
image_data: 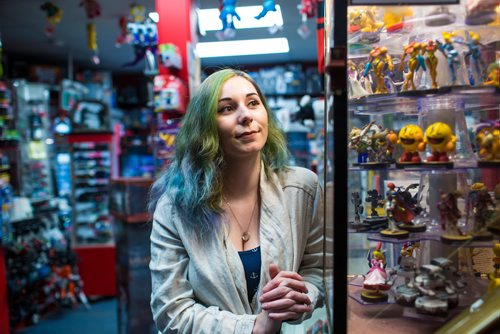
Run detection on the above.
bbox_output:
[196,37,289,58]
[197,5,283,35]
[148,12,159,23]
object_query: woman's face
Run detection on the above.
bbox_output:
[216,76,268,160]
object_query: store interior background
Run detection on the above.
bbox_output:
[0,0,327,333]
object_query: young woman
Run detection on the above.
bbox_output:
[148,69,326,333]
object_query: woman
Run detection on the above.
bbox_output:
[148,69,326,333]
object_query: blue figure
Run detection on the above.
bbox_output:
[255,0,277,20]
[436,32,461,86]
[219,0,240,33]
[458,31,486,86]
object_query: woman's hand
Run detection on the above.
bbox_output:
[259,264,312,321]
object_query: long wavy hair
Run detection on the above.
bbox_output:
[148,68,289,242]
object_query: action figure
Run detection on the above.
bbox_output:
[436,32,464,86]
[437,191,472,243]
[350,192,364,227]
[466,183,495,240]
[400,42,427,91]
[475,122,500,164]
[217,0,240,39]
[419,122,456,165]
[348,6,384,44]
[361,242,394,302]
[347,59,369,99]
[363,46,394,94]
[255,0,276,20]
[380,183,410,239]
[424,40,439,89]
[395,124,424,166]
[394,241,421,306]
[456,31,486,85]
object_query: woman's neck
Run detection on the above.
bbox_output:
[223,154,261,199]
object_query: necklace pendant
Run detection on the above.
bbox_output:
[242,232,250,242]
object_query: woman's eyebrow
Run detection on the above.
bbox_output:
[218,92,258,103]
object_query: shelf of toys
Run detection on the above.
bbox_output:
[327,0,500,331]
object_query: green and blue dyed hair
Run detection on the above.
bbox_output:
[148,68,289,241]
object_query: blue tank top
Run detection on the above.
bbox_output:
[238,246,261,302]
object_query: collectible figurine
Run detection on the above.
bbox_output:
[419,122,456,165]
[255,0,276,20]
[394,241,421,306]
[362,189,388,228]
[436,32,464,86]
[475,122,500,165]
[363,46,394,94]
[424,40,439,89]
[361,242,394,303]
[456,31,486,85]
[413,257,464,315]
[347,60,369,99]
[380,183,410,239]
[383,183,425,234]
[437,191,472,243]
[400,42,427,91]
[217,0,240,39]
[483,63,499,86]
[349,122,396,167]
[395,124,424,167]
[348,6,384,44]
[382,6,413,33]
[350,191,364,228]
[466,183,495,240]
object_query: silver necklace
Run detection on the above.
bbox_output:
[223,195,258,243]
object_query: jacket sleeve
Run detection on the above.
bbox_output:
[149,203,258,334]
[291,176,328,324]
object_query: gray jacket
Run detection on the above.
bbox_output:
[150,165,326,333]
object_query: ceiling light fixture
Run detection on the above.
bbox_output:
[196,37,289,58]
[148,12,159,23]
[197,5,283,35]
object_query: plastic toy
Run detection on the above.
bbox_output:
[348,122,396,166]
[361,242,394,303]
[475,122,500,164]
[388,183,426,233]
[79,0,101,20]
[395,124,424,166]
[297,0,317,38]
[380,183,410,239]
[437,191,473,243]
[419,122,456,164]
[400,42,426,91]
[350,192,364,227]
[466,183,495,240]
[255,0,277,20]
[457,31,486,85]
[484,63,499,86]
[347,60,369,99]
[424,40,439,89]
[348,7,384,43]
[382,6,413,33]
[363,46,394,94]
[436,32,463,86]
[363,189,388,228]
[40,2,63,36]
[218,0,240,39]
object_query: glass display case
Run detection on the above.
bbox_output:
[325,0,500,332]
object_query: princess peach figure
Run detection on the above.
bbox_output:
[362,242,393,302]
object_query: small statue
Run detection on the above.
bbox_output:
[363,46,394,94]
[350,192,364,227]
[466,183,495,240]
[217,0,240,39]
[400,42,427,91]
[437,191,472,243]
[423,40,439,89]
[394,241,421,306]
[348,121,396,167]
[475,122,500,165]
[419,122,456,165]
[348,6,384,44]
[436,32,464,86]
[395,124,424,166]
[255,0,276,20]
[379,183,410,239]
[361,242,394,303]
[455,31,486,85]
[347,60,369,99]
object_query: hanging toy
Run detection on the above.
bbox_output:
[79,0,101,20]
[297,0,317,38]
[217,0,240,40]
[87,22,100,64]
[115,16,129,47]
[80,0,101,64]
[255,0,277,20]
[40,2,63,37]
[129,3,146,23]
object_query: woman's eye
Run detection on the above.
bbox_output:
[218,105,233,113]
[248,100,260,107]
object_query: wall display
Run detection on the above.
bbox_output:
[326,1,500,332]
[71,100,110,133]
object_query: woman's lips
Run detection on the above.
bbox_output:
[236,130,258,139]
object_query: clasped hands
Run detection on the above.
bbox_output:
[253,263,311,334]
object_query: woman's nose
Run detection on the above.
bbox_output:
[237,105,253,124]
